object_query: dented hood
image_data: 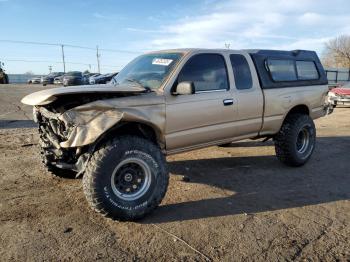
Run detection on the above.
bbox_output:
[21,84,146,106]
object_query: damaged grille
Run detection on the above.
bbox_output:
[36,107,76,165]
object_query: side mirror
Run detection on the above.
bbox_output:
[173,81,195,95]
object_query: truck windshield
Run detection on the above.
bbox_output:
[112,53,183,90]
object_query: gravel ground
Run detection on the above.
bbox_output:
[0,84,349,261]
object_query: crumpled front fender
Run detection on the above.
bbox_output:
[59,109,124,148]
[58,97,165,148]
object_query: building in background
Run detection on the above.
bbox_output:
[8,74,42,83]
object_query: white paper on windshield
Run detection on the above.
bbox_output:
[152,58,173,66]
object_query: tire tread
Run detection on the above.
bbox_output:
[82,136,169,221]
[274,113,315,167]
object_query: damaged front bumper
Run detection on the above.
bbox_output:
[36,105,124,149]
[35,106,90,175]
[35,106,123,175]
[33,94,165,175]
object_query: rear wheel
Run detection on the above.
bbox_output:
[83,136,169,221]
[274,114,316,167]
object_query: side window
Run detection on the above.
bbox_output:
[178,54,229,92]
[230,54,252,90]
[267,59,297,81]
[296,61,319,80]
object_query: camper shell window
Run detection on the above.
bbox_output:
[250,50,328,89]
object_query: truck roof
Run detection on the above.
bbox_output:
[148,48,328,89]
[148,48,315,55]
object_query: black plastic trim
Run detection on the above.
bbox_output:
[249,50,328,89]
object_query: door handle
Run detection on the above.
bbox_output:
[223,99,234,106]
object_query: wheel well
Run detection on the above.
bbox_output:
[286,105,309,118]
[94,122,159,149]
[279,105,310,131]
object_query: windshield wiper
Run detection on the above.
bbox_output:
[125,78,152,92]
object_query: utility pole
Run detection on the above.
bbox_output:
[48,65,52,73]
[61,44,66,73]
[96,45,101,74]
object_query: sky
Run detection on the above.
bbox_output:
[0,0,349,74]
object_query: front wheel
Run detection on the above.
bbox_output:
[274,114,316,167]
[83,136,169,221]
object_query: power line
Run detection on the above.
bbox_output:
[3,58,91,66]
[2,58,121,70]
[0,39,59,46]
[0,39,141,54]
[0,39,141,73]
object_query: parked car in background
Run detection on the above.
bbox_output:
[0,68,9,84]
[54,75,64,85]
[41,72,64,86]
[90,72,118,84]
[328,82,350,107]
[27,77,42,84]
[83,73,100,85]
[62,71,83,86]
[89,74,99,84]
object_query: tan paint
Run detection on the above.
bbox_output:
[260,85,329,135]
[21,84,146,106]
[57,92,166,148]
[22,48,329,155]
[163,50,264,151]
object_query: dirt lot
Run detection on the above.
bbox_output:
[0,84,349,261]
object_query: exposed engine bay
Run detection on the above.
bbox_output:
[36,93,137,175]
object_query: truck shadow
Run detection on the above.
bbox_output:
[144,136,350,223]
[0,120,36,129]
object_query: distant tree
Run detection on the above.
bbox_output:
[83,70,90,74]
[25,71,34,75]
[322,35,350,68]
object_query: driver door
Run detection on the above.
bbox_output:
[165,53,237,152]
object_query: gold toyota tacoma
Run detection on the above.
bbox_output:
[22,49,331,220]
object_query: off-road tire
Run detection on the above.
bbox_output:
[274,114,316,167]
[83,136,169,221]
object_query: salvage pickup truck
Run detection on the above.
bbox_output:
[22,48,330,220]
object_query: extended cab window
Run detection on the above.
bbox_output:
[230,54,252,90]
[178,54,229,92]
[267,59,297,81]
[296,61,319,80]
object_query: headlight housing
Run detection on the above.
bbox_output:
[328,91,336,97]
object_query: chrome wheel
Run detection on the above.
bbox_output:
[111,158,152,201]
[296,127,310,154]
